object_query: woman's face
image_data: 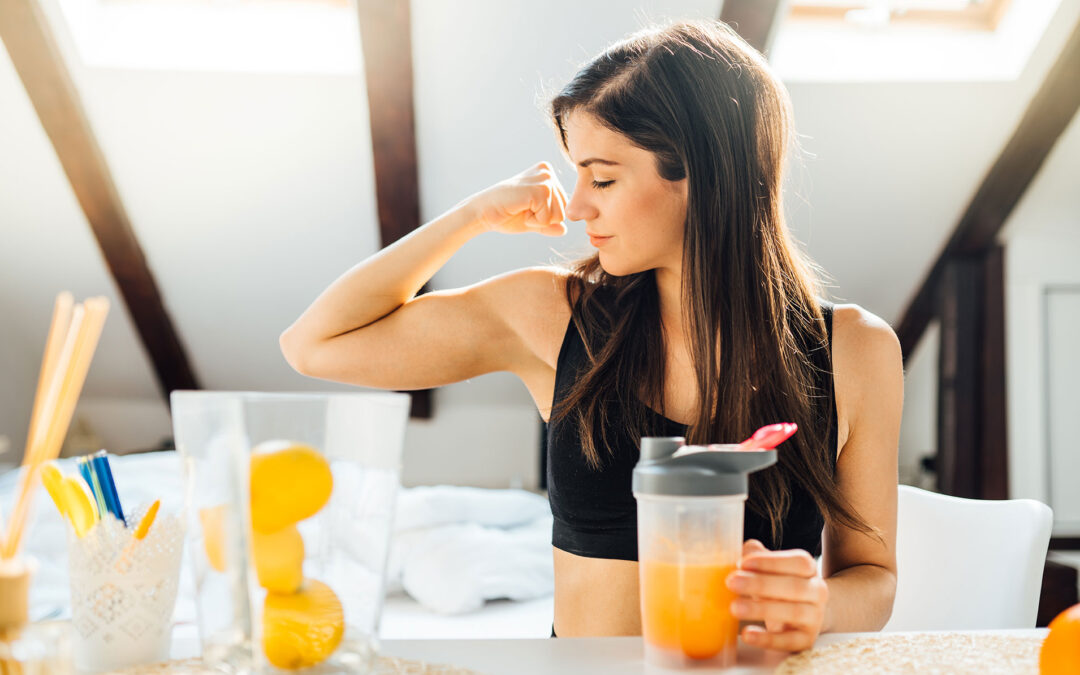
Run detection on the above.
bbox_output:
[563,111,688,277]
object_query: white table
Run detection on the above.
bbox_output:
[172,627,1046,674]
[379,629,1047,674]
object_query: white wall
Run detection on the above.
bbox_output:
[898,321,939,488]
[2,0,1079,488]
[896,110,1080,513]
[0,316,34,468]
[999,109,1080,534]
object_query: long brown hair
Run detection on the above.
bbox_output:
[549,20,875,545]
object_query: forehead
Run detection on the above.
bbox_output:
[563,111,640,165]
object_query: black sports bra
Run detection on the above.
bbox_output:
[545,295,838,561]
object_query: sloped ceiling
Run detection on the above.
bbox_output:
[1,0,1078,467]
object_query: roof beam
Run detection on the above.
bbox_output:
[896,21,1080,360]
[720,0,786,54]
[356,0,431,418]
[0,0,199,397]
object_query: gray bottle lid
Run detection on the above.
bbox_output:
[632,436,778,497]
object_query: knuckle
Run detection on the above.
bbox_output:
[817,580,829,604]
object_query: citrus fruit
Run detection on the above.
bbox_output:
[253,524,305,594]
[41,463,67,516]
[41,462,97,537]
[199,505,227,573]
[62,474,98,537]
[250,443,333,534]
[1041,602,1080,675]
[262,579,344,670]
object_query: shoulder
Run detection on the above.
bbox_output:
[830,304,904,437]
[831,304,901,367]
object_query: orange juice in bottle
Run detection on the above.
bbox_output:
[641,560,739,661]
[633,437,777,669]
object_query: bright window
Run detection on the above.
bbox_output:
[772,0,1062,81]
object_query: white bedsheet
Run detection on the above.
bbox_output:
[0,451,554,639]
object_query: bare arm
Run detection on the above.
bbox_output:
[821,305,903,633]
[279,162,569,387]
[727,305,902,651]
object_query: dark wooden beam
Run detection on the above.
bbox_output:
[936,257,983,499]
[935,248,1009,500]
[979,246,1008,500]
[720,0,786,54]
[897,22,1080,360]
[0,0,199,398]
[356,0,431,419]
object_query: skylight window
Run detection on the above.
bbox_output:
[772,0,1061,81]
[789,0,1011,31]
[54,0,361,74]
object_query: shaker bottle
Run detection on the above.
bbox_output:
[633,437,777,669]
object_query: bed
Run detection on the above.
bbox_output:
[0,451,555,640]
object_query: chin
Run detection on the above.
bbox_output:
[596,255,645,278]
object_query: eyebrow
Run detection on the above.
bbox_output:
[577,158,620,168]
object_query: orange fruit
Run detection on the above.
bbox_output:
[199,505,227,573]
[262,579,344,669]
[250,442,333,534]
[1041,602,1080,675]
[253,524,305,594]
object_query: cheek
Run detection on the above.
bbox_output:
[631,186,686,245]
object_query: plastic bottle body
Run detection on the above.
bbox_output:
[635,493,745,669]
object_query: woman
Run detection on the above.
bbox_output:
[280,19,902,651]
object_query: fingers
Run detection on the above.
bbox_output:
[743,539,769,555]
[726,570,828,605]
[541,222,568,237]
[741,549,818,578]
[731,596,823,630]
[484,161,567,236]
[741,625,815,653]
[521,165,567,235]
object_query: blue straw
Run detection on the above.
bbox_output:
[77,456,110,523]
[90,451,126,526]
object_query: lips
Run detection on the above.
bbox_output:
[587,232,613,247]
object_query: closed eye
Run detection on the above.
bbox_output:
[592,180,614,190]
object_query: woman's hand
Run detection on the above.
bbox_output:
[725,539,829,652]
[466,162,569,237]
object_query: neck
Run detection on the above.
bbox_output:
[655,265,684,341]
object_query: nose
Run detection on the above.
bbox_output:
[565,187,598,223]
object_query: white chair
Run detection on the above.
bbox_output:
[883,485,1053,631]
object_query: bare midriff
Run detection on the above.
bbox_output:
[552,547,642,636]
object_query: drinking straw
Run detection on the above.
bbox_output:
[115,499,162,570]
[25,293,73,462]
[77,456,110,525]
[0,293,73,555]
[90,451,125,526]
[133,500,160,541]
[1,296,109,559]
